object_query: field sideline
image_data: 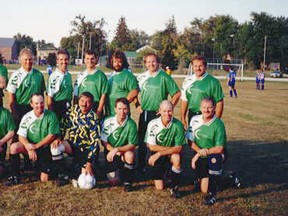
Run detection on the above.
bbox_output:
[0,79,288,215]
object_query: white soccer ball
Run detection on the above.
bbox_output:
[78,173,96,189]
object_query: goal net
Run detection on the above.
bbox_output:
[188,58,244,81]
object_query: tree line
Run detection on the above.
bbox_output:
[13,12,288,71]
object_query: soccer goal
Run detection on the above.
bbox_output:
[188,58,244,81]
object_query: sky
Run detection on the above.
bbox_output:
[1,0,287,47]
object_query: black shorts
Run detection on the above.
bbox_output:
[35,147,53,174]
[72,145,99,169]
[150,153,170,180]
[53,100,71,121]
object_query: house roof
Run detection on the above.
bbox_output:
[38,44,57,50]
[0,37,15,48]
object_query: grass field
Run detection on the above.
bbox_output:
[0,79,288,216]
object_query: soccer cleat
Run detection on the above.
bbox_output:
[233,175,242,188]
[5,176,21,186]
[56,174,70,187]
[203,193,217,206]
[170,185,181,199]
[123,182,133,192]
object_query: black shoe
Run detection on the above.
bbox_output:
[233,175,242,188]
[203,193,217,206]
[5,176,21,186]
[56,175,70,187]
[170,186,181,199]
[124,182,133,192]
[193,179,200,192]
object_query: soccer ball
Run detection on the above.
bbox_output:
[78,173,96,189]
[50,143,65,160]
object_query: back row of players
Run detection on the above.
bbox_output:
[0,48,226,205]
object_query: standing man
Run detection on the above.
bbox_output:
[74,50,108,118]
[187,98,227,205]
[101,98,138,192]
[59,92,101,179]
[146,100,185,198]
[47,50,73,121]
[6,48,46,132]
[225,66,238,98]
[181,55,224,129]
[0,106,16,177]
[135,53,180,174]
[105,50,138,116]
[7,94,59,185]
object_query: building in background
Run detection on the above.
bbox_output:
[0,38,18,63]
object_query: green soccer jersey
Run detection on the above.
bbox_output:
[17,110,59,144]
[101,115,138,147]
[0,107,16,139]
[186,115,227,149]
[47,69,73,101]
[0,65,8,83]
[6,68,46,105]
[145,117,186,147]
[106,70,138,115]
[181,73,224,113]
[137,69,179,111]
[74,69,108,103]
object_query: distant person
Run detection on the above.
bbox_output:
[74,50,108,118]
[260,69,265,90]
[46,64,53,76]
[0,105,16,177]
[165,66,172,76]
[0,64,8,107]
[187,97,227,205]
[225,66,238,98]
[47,50,73,122]
[146,100,185,198]
[105,50,138,116]
[6,94,59,185]
[135,53,180,174]
[181,55,224,129]
[101,98,138,192]
[255,71,261,90]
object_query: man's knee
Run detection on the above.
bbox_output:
[10,142,26,154]
[170,153,181,168]
[124,151,135,164]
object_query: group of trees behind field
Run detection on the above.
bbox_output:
[13,12,288,71]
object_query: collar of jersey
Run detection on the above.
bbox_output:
[20,67,33,74]
[158,116,173,128]
[31,109,45,120]
[55,68,68,75]
[146,69,161,77]
[192,72,208,81]
[201,115,217,126]
[84,68,98,75]
[114,115,128,127]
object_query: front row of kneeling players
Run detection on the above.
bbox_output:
[2,93,234,205]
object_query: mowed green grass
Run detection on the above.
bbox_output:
[1,78,288,216]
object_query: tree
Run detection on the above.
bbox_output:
[69,14,107,57]
[14,33,37,55]
[60,35,79,63]
[150,16,179,70]
[47,53,56,67]
[110,16,133,51]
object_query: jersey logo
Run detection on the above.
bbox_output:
[29,123,36,134]
[82,77,87,87]
[156,133,165,143]
[112,129,119,140]
[142,80,148,91]
[23,79,30,88]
